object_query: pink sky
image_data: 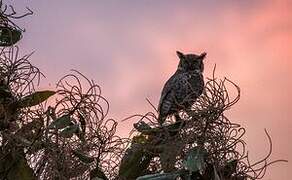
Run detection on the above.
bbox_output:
[13,0,291,179]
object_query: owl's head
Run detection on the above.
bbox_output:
[176,51,206,72]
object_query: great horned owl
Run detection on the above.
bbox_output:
[157,51,206,125]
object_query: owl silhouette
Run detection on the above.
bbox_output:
[157,51,206,125]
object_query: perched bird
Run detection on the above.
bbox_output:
[157,51,206,125]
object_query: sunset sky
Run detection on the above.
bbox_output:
[12,0,291,179]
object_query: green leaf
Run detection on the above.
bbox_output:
[90,166,108,180]
[222,159,238,177]
[137,172,180,180]
[18,137,32,146]
[0,86,11,97]
[183,146,207,173]
[159,142,182,172]
[48,115,72,129]
[0,27,22,46]
[91,178,105,180]
[134,121,151,132]
[72,150,94,164]
[59,124,79,138]
[0,151,36,180]
[213,166,221,180]
[119,145,153,179]
[11,29,22,45]
[7,156,36,180]
[132,134,149,144]
[17,90,56,108]
[78,113,86,133]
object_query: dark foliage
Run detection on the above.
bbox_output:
[122,68,287,180]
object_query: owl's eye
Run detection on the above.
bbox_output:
[185,59,192,66]
[191,60,198,65]
[197,60,202,66]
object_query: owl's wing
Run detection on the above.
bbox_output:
[158,73,179,112]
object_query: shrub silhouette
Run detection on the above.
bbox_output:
[120,70,287,180]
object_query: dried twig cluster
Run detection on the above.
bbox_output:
[0,0,33,31]
[0,2,128,179]
[25,70,129,179]
[125,67,287,179]
[0,53,129,179]
[0,46,41,95]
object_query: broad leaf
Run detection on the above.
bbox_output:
[213,166,221,180]
[137,172,180,180]
[160,142,182,172]
[183,146,207,173]
[0,27,22,46]
[90,166,108,180]
[73,150,95,164]
[18,137,32,146]
[59,124,79,138]
[0,86,11,97]
[132,134,149,144]
[91,178,104,180]
[119,145,153,179]
[134,121,151,132]
[48,115,72,129]
[7,155,36,180]
[17,90,56,108]
[0,151,36,180]
[222,159,238,177]
[78,113,86,133]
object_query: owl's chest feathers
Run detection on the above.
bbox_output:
[173,70,204,97]
[176,70,203,85]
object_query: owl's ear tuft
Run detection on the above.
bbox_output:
[199,52,207,59]
[176,51,185,59]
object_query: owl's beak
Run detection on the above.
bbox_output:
[200,52,207,59]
